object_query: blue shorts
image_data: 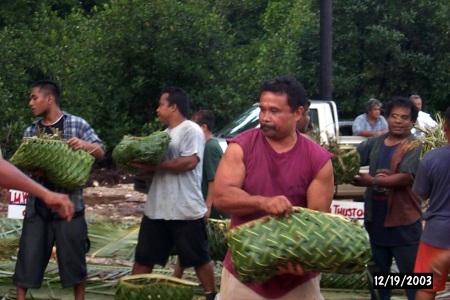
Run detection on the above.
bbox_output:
[134,216,211,268]
[13,213,90,288]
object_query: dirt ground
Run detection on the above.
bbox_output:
[0,168,146,220]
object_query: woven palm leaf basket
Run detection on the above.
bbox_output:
[228,206,372,284]
[207,218,230,261]
[9,136,94,190]
[112,131,171,169]
[328,145,361,185]
[320,272,369,290]
[170,218,230,261]
[115,274,199,300]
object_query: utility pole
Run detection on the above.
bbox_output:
[319,0,332,100]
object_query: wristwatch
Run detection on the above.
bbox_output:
[373,176,379,189]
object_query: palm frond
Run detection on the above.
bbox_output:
[0,218,23,239]
[415,113,447,157]
[87,220,140,260]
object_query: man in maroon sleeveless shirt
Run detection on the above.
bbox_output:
[214,76,334,299]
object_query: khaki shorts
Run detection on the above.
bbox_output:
[218,268,323,300]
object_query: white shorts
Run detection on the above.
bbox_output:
[218,268,324,300]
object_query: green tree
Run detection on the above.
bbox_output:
[332,0,450,118]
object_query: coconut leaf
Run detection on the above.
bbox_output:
[415,113,447,158]
[87,220,140,260]
[0,219,22,239]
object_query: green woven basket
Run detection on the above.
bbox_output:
[228,207,372,284]
[115,274,198,300]
[169,218,230,262]
[207,218,230,261]
[330,145,361,185]
[320,272,369,290]
[9,137,94,190]
[112,131,171,169]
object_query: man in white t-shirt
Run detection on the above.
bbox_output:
[128,86,216,300]
[410,95,438,138]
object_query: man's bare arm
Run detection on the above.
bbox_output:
[359,129,388,137]
[213,143,292,217]
[0,159,74,220]
[130,155,200,174]
[353,172,414,188]
[306,160,334,212]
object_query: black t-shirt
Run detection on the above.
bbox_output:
[35,117,65,219]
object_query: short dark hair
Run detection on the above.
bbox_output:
[386,96,419,123]
[159,86,190,118]
[31,80,61,107]
[304,100,311,110]
[365,98,382,113]
[259,75,308,112]
[191,110,215,132]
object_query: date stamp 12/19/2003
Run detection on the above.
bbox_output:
[373,273,433,289]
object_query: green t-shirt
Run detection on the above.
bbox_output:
[203,138,229,219]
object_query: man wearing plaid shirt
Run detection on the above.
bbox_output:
[13,80,104,300]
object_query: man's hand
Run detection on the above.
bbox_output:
[351,172,373,187]
[260,195,292,218]
[43,191,74,221]
[277,261,305,276]
[204,207,211,221]
[67,137,86,151]
[128,161,157,174]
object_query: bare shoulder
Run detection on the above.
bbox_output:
[222,142,244,162]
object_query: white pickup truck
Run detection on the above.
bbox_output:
[213,101,367,201]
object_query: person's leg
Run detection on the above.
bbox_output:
[392,243,419,300]
[131,262,154,274]
[55,216,89,298]
[173,257,185,278]
[194,261,216,300]
[74,280,86,300]
[132,217,172,275]
[413,242,448,300]
[14,215,54,299]
[172,219,216,299]
[370,243,394,300]
[15,287,27,300]
[415,290,436,300]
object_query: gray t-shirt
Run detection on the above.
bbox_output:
[144,120,206,220]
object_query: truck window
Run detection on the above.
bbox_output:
[309,108,319,131]
[215,105,260,138]
[216,104,321,139]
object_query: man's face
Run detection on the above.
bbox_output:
[156,93,173,124]
[412,98,422,111]
[367,105,381,119]
[259,91,302,140]
[29,87,50,117]
[387,106,413,137]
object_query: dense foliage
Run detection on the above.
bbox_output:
[1,0,448,160]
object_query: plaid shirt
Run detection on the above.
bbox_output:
[24,112,103,217]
